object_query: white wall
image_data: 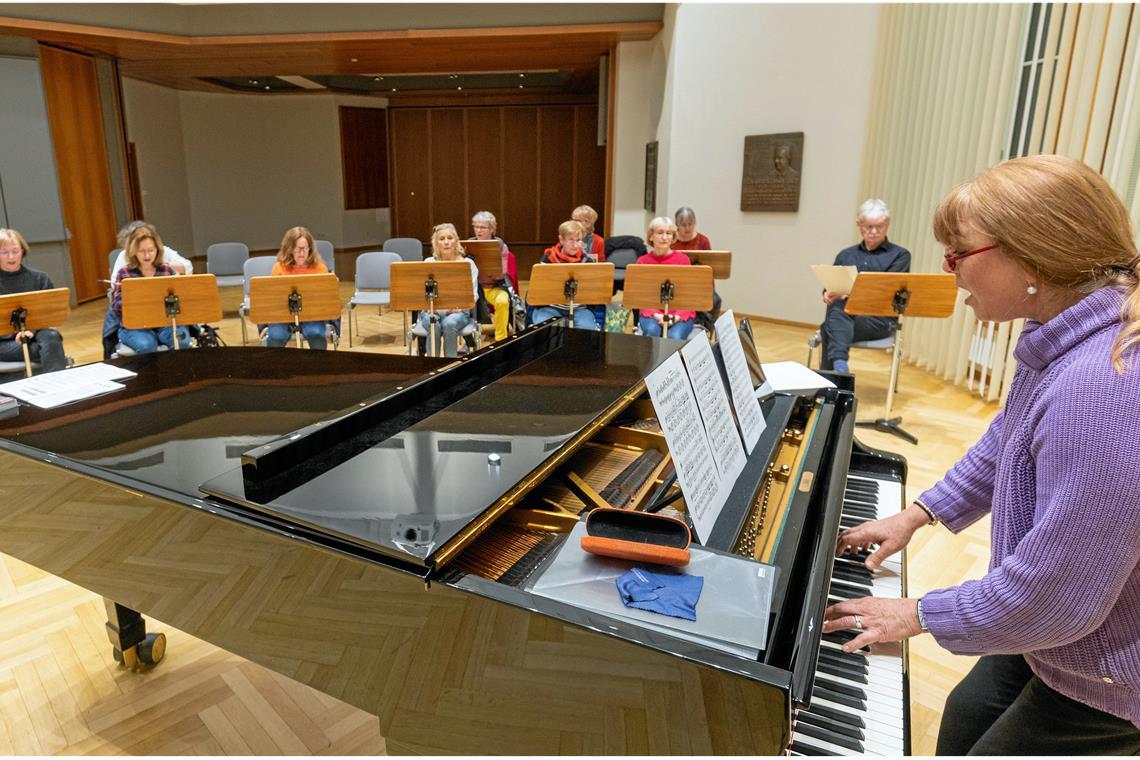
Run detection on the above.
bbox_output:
[612,3,881,324]
[122,82,391,256]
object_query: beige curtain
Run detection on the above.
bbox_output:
[861,3,1140,404]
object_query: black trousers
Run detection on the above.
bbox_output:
[937,655,1140,755]
[821,300,893,368]
[0,329,66,372]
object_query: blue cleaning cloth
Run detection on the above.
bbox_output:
[616,567,704,621]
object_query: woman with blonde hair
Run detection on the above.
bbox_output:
[265,226,330,350]
[0,228,67,371]
[110,224,190,353]
[418,223,478,358]
[636,216,696,340]
[824,154,1140,754]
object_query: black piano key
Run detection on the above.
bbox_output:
[839,516,869,530]
[845,479,879,494]
[843,494,879,509]
[795,721,865,753]
[840,506,876,521]
[830,565,873,587]
[812,684,865,712]
[818,648,869,672]
[804,701,865,729]
[814,676,867,701]
[816,659,868,684]
[827,583,864,601]
[823,631,871,653]
[790,739,838,756]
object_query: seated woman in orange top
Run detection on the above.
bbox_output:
[266,226,330,350]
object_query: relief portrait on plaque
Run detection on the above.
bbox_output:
[740,132,804,212]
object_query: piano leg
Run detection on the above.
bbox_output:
[104,599,166,669]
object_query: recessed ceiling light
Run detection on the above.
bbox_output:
[351,58,358,63]
[518,85,524,89]
[519,73,525,78]
[391,88,397,92]
[250,79,259,84]
[457,86,462,90]
[264,85,271,91]
[374,76,381,81]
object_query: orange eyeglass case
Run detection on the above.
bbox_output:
[580,508,692,567]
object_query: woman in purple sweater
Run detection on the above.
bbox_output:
[823,154,1140,754]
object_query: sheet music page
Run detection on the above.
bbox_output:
[644,352,724,544]
[713,310,767,452]
[680,331,746,486]
[0,362,135,409]
[810,264,859,295]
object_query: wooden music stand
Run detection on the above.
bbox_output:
[248,273,340,349]
[122,274,222,352]
[462,240,506,286]
[845,272,957,444]
[0,287,70,377]
[677,250,732,280]
[390,261,476,357]
[622,264,714,331]
[526,263,615,326]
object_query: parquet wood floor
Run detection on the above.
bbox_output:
[1,288,1000,755]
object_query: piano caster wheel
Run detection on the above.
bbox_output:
[138,632,166,666]
[112,632,166,669]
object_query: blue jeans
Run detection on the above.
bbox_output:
[639,316,694,340]
[118,326,190,353]
[266,321,327,350]
[418,309,473,357]
[531,305,598,330]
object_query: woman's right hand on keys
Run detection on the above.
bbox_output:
[835,507,930,570]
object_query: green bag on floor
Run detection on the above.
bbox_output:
[605,307,631,333]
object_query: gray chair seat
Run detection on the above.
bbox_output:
[382,237,424,262]
[348,251,400,347]
[207,242,250,288]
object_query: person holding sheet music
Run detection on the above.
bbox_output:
[0,228,66,373]
[636,216,696,340]
[820,199,910,373]
[531,220,601,331]
[109,224,191,354]
[265,226,330,350]
[471,211,519,342]
[419,223,478,358]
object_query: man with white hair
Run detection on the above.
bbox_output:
[820,199,911,373]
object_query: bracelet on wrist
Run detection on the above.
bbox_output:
[912,498,939,525]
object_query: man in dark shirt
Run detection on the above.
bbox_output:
[821,199,910,373]
[0,228,67,373]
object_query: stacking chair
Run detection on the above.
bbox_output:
[607,247,640,293]
[347,251,400,347]
[383,237,424,262]
[315,239,336,272]
[238,255,277,345]
[806,328,900,391]
[206,242,249,287]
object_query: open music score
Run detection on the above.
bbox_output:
[121,275,222,351]
[0,287,70,376]
[526,262,615,314]
[247,273,340,349]
[677,250,732,279]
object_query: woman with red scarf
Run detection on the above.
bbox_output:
[530,220,601,330]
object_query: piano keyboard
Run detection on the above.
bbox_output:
[790,473,909,756]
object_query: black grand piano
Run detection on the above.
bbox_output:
[0,323,909,755]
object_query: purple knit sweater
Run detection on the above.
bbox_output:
[919,286,1140,727]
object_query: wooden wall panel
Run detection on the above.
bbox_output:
[390,109,431,241]
[538,105,576,241]
[428,109,467,233]
[501,106,540,243]
[339,106,389,210]
[464,108,503,237]
[388,102,605,252]
[38,44,119,303]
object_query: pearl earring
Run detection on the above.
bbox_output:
[1026,284,1038,295]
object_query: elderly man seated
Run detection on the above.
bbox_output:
[820,199,911,373]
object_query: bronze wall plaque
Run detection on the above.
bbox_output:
[741,132,803,212]
[644,141,658,213]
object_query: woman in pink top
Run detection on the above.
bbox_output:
[636,216,695,340]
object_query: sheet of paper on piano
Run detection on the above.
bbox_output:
[644,352,728,544]
[0,362,138,409]
[680,331,747,485]
[755,361,836,399]
[528,522,776,657]
[713,309,767,452]
[810,264,859,295]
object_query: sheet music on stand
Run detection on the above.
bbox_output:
[713,309,767,452]
[0,362,137,409]
[810,264,859,295]
[680,331,746,484]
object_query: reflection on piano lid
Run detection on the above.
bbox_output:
[0,321,910,755]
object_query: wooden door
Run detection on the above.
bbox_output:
[38,44,119,303]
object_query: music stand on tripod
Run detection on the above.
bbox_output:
[390,261,476,357]
[0,287,70,376]
[622,264,714,334]
[247,273,340,349]
[525,262,614,328]
[845,271,957,444]
[122,274,223,351]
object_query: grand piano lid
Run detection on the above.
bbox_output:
[199,325,683,569]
